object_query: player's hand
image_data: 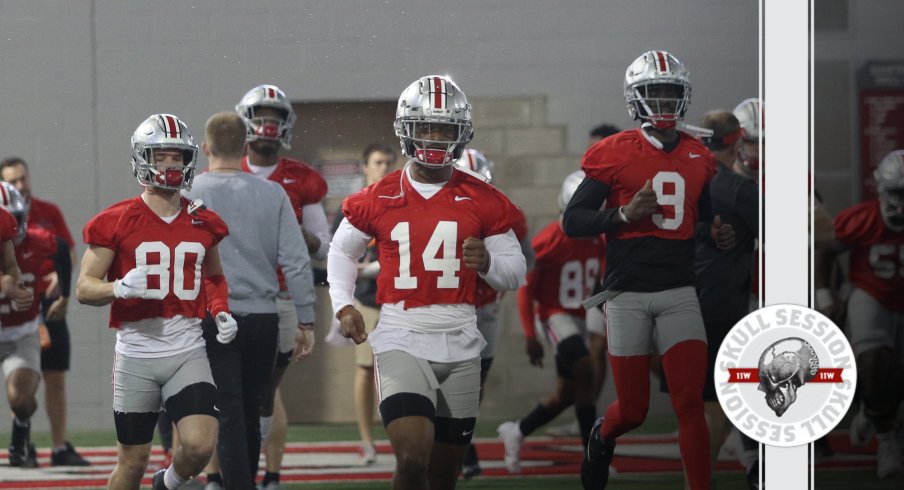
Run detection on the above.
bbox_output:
[337,305,368,344]
[45,296,69,321]
[463,236,490,273]
[43,272,61,300]
[294,326,316,360]
[113,266,150,299]
[526,337,544,367]
[10,284,33,312]
[623,180,659,222]
[215,312,239,344]
[711,215,736,250]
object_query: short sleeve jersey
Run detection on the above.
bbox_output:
[243,156,328,222]
[83,196,229,328]
[835,200,904,313]
[529,220,605,320]
[26,197,75,294]
[0,227,57,327]
[474,205,528,307]
[342,168,520,309]
[582,128,716,241]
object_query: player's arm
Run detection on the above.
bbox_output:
[470,229,526,291]
[327,218,371,344]
[277,193,316,326]
[202,245,239,344]
[517,269,545,367]
[44,238,73,321]
[76,245,117,306]
[696,183,736,250]
[301,203,331,260]
[0,240,21,293]
[562,178,619,237]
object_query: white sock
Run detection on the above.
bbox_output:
[164,465,186,489]
[260,415,274,446]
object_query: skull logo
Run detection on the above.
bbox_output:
[757,338,819,417]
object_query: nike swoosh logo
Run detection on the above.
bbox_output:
[689,153,701,158]
[283,178,297,184]
[462,430,474,436]
[192,220,203,225]
[454,196,472,202]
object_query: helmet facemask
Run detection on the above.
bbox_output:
[133,146,198,191]
[738,138,761,174]
[880,188,904,231]
[874,150,904,231]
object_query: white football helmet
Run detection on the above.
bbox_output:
[236,84,297,149]
[624,50,692,129]
[0,181,27,244]
[734,98,764,172]
[558,171,585,212]
[131,114,199,191]
[875,150,904,231]
[454,149,495,183]
[394,75,473,168]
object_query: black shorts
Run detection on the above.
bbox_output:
[40,297,71,371]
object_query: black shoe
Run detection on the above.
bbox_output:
[8,442,38,468]
[580,417,615,489]
[462,463,482,480]
[51,441,91,466]
[152,468,167,490]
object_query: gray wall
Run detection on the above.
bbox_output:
[0,0,756,432]
[815,0,904,215]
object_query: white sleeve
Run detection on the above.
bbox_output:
[327,218,371,314]
[479,229,527,291]
[301,203,331,260]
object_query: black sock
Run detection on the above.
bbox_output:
[206,473,222,485]
[262,471,280,485]
[11,419,30,449]
[575,405,597,446]
[518,403,557,437]
[463,443,479,466]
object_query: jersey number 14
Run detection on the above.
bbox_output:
[391,221,461,289]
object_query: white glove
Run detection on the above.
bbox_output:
[294,325,316,359]
[215,312,238,344]
[113,266,150,299]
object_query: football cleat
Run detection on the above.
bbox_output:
[360,443,377,465]
[497,420,524,473]
[581,416,616,489]
[151,468,167,490]
[51,441,91,466]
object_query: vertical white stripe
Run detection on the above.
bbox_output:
[764,1,811,489]
[439,78,447,110]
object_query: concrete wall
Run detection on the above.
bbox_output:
[0,0,756,432]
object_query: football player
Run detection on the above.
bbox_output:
[819,150,904,478]
[77,114,237,490]
[0,157,90,466]
[235,84,327,490]
[0,182,45,468]
[497,170,605,473]
[453,148,532,479]
[733,98,762,183]
[563,51,735,490]
[328,75,526,490]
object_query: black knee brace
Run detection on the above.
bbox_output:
[379,392,435,427]
[555,335,590,379]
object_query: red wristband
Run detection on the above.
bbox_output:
[204,274,230,317]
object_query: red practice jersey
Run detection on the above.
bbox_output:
[582,128,716,241]
[474,205,528,307]
[243,156,328,222]
[83,196,229,328]
[343,168,521,309]
[1,228,57,326]
[27,197,75,248]
[0,209,17,242]
[518,221,604,334]
[835,200,904,313]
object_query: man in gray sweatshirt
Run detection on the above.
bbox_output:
[184,111,315,490]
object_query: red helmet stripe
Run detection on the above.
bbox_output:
[433,77,444,110]
[268,87,275,99]
[655,51,668,73]
[165,116,179,138]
